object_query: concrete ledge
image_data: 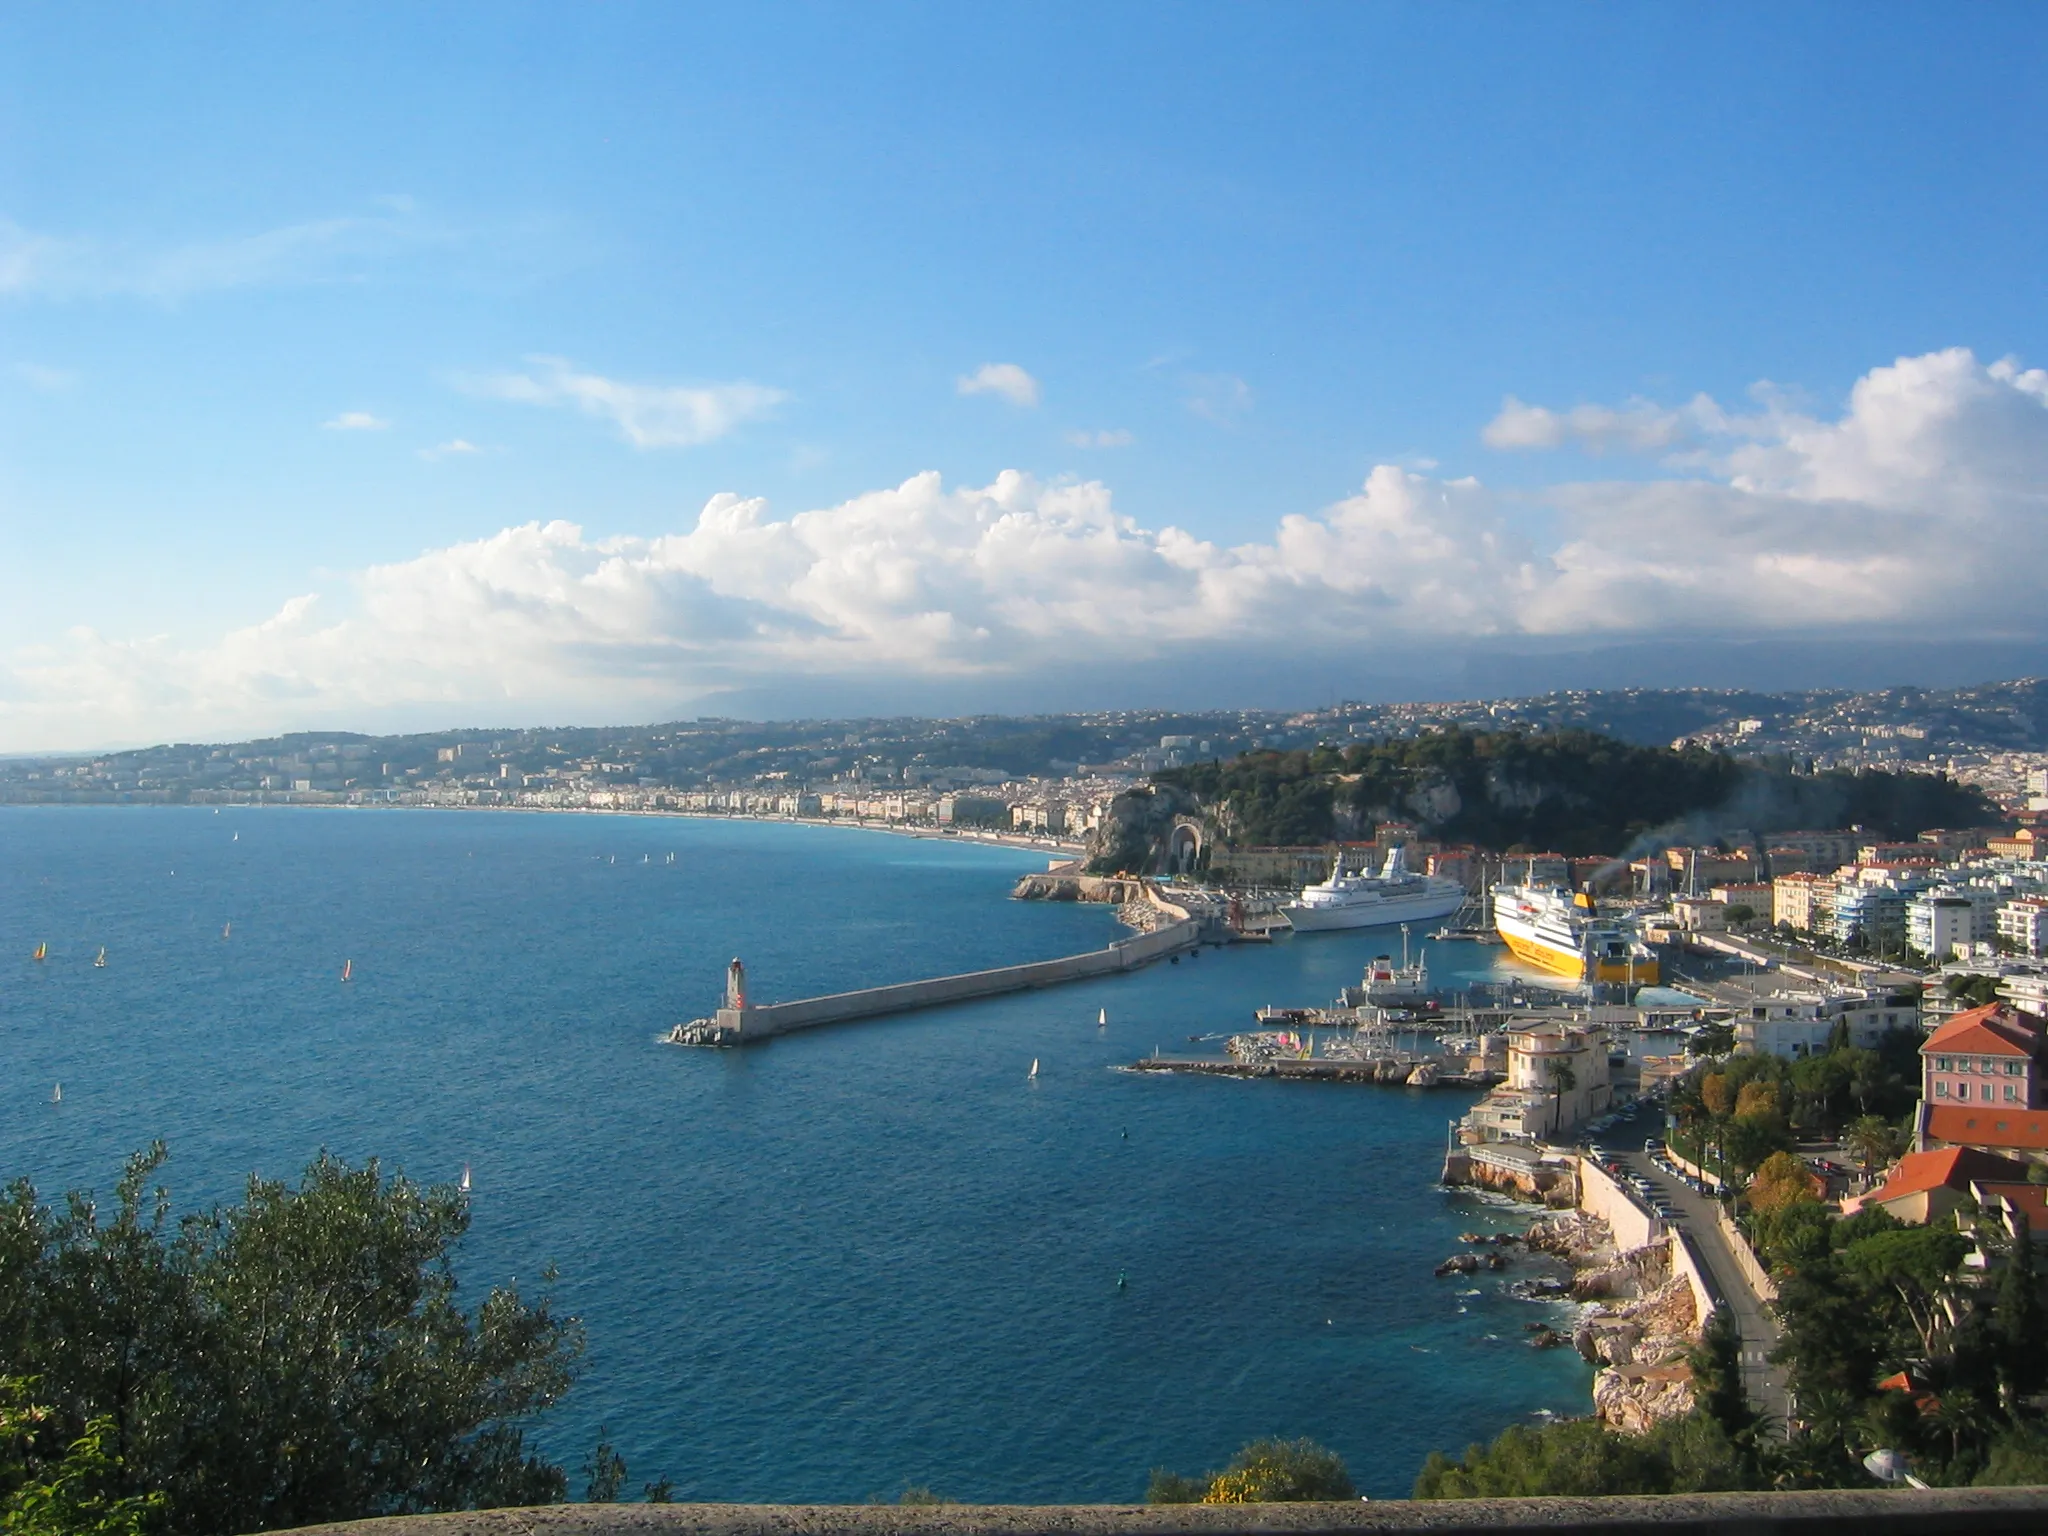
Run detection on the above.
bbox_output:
[269,1488,2048,1536]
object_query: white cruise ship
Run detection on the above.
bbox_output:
[1282,847,1467,933]
[1491,883,1660,985]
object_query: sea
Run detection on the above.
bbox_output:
[0,807,1592,1501]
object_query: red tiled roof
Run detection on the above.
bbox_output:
[1924,1106,2048,1153]
[1922,1004,2041,1059]
[1867,1145,2032,1206]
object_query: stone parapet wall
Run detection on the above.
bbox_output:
[267,1488,2048,1536]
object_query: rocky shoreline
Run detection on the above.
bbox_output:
[1438,1209,1701,1433]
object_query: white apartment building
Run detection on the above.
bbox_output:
[1909,888,2002,960]
[1706,973,1919,1058]
[1999,898,2048,959]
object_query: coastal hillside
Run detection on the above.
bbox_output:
[1148,728,1997,859]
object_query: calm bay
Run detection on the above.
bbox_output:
[0,806,1590,1500]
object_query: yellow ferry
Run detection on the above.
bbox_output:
[1491,884,1660,986]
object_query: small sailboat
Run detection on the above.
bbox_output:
[94,947,106,968]
[459,1164,472,1193]
[1028,1058,1039,1080]
[222,922,231,939]
[232,832,239,842]
[341,959,353,983]
[32,942,46,962]
[1097,1008,1107,1028]
[51,1084,61,1104]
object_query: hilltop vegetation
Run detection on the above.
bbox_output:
[1157,729,1997,854]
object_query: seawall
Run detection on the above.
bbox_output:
[692,920,1202,1042]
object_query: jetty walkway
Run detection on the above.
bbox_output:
[671,886,1214,1045]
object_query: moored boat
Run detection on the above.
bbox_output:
[1491,884,1659,986]
[1282,847,1465,933]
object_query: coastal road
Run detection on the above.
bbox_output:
[1603,1109,1791,1429]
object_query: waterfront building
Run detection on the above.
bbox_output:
[1708,882,1773,921]
[1908,891,1990,961]
[1670,896,1727,932]
[1702,973,1917,1058]
[1503,852,1571,887]
[1664,846,1760,894]
[1772,871,1832,932]
[1459,1020,1612,1144]
[1829,869,1934,948]
[1211,846,1343,888]
[1427,845,1492,893]
[1998,898,2048,958]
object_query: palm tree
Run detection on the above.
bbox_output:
[1545,1056,1578,1137]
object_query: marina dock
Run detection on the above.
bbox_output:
[1127,1055,1490,1086]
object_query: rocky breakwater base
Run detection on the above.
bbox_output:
[1011,873,1146,905]
[1430,1209,1703,1432]
[1530,1213,1703,1433]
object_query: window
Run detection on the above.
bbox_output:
[1937,1082,1950,1099]
[2010,1061,2025,1076]
[2006,1084,2019,1102]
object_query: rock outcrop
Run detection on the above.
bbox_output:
[1083,784,1201,875]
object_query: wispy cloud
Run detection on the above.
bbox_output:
[322,411,391,432]
[466,356,786,449]
[13,363,77,392]
[418,438,483,461]
[1483,394,1709,454]
[1065,428,1134,448]
[956,362,1040,408]
[1184,371,1252,424]
[0,205,457,302]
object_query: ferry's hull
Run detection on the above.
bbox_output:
[1283,887,1466,932]
[1497,926,1660,985]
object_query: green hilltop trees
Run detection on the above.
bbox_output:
[0,1147,581,1535]
[1158,728,1996,856]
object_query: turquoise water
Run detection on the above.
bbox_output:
[0,808,1589,1501]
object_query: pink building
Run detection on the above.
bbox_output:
[1921,1003,2042,1110]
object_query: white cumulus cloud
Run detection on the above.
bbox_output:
[323,411,391,431]
[468,356,786,448]
[956,363,1040,408]
[6,346,2047,749]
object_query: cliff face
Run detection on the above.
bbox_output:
[1082,784,1200,874]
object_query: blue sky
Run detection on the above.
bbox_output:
[4,5,2048,748]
